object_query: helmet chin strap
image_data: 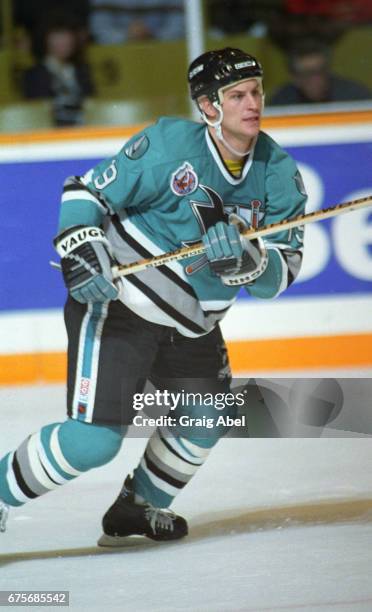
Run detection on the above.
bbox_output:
[201,101,251,158]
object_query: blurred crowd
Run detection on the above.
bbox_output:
[7,0,372,125]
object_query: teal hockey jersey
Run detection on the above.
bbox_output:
[58,117,306,337]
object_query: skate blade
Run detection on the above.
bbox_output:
[97,533,130,547]
[97,533,148,548]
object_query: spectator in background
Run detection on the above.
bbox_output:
[206,0,274,38]
[269,39,370,106]
[13,1,91,53]
[268,1,372,54]
[14,0,91,41]
[207,0,257,36]
[22,13,95,127]
[89,0,184,44]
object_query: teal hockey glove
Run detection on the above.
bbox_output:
[54,225,119,303]
[202,221,268,286]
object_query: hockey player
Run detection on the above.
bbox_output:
[0,48,306,542]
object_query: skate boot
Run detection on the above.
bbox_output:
[0,499,9,533]
[98,476,188,546]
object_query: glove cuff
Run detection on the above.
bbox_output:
[54,225,109,257]
[221,237,269,287]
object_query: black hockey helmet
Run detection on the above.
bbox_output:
[188,47,263,103]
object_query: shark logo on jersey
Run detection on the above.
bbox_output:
[124,134,149,160]
[185,185,227,275]
[183,188,265,276]
[170,162,198,196]
[190,185,227,232]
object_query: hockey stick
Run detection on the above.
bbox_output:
[112,194,372,279]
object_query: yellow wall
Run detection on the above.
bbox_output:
[1,28,371,110]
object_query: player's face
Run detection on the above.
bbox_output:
[292,53,329,102]
[220,79,263,144]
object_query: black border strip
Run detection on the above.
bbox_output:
[126,274,205,334]
[12,453,38,499]
[158,430,201,466]
[144,452,185,489]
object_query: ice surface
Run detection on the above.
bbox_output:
[1,383,372,612]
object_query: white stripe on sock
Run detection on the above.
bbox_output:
[158,427,203,465]
[27,433,60,490]
[35,432,70,486]
[180,437,212,460]
[140,457,180,498]
[149,433,200,477]
[50,426,81,477]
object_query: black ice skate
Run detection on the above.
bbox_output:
[97,476,188,547]
[0,499,9,533]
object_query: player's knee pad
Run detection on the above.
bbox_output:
[57,419,124,471]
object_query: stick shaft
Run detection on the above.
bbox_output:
[112,195,372,278]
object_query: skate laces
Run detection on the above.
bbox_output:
[144,505,176,534]
[120,486,131,499]
[0,500,9,533]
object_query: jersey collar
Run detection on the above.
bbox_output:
[205,128,255,185]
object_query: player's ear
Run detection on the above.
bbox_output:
[197,95,218,120]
